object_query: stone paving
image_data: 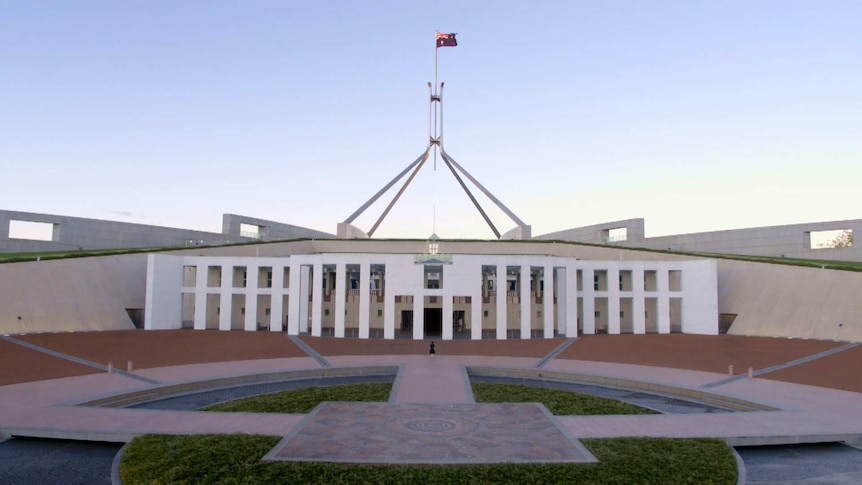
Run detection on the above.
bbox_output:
[2,330,862,465]
[265,402,595,464]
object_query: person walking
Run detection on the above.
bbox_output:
[429,341,436,359]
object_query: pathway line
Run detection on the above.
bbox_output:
[0,336,161,385]
[535,338,577,368]
[287,335,331,367]
[701,342,858,389]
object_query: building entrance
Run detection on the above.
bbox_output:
[424,308,442,337]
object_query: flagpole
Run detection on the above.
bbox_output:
[433,34,439,170]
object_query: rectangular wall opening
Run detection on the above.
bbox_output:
[231,294,245,330]
[808,229,853,249]
[207,266,221,288]
[8,220,55,241]
[619,297,633,333]
[669,270,682,292]
[183,266,197,287]
[644,297,658,333]
[594,297,608,333]
[608,227,627,242]
[256,294,271,330]
[205,294,220,329]
[594,271,608,291]
[644,271,657,292]
[670,297,683,333]
[181,293,195,328]
[619,270,633,292]
[232,266,247,288]
[240,223,266,240]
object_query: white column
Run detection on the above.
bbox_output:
[565,264,578,337]
[543,264,554,338]
[298,265,311,333]
[269,264,284,333]
[520,264,531,339]
[194,264,207,330]
[581,268,595,334]
[311,262,323,337]
[384,290,395,339]
[632,267,646,334]
[218,265,231,331]
[556,267,567,337]
[334,262,346,338]
[244,264,258,331]
[471,290,482,340]
[496,265,507,339]
[442,294,453,340]
[359,261,370,339]
[607,267,620,334]
[657,267,671,333]
[413,295,424,340]
[286,264,301,334]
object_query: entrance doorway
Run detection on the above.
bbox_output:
[424,308,442,337]
[400,310,413,332]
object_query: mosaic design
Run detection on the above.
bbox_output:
[265,402,596,464]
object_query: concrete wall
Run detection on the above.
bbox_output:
[719,260,862,342]
[222,214,333,241]
[537,217,861,262]
[535,219,646,244]
[0,254,145,334]
[0,210,334,253]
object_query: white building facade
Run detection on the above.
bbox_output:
[145,248,718,339]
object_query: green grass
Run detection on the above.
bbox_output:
[122,384,733,483]
[120,434,737,484]
[4,237,860,273]
[471,383,658,415]
[200,383,393,414]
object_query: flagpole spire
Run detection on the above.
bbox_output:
[338,31,531,241]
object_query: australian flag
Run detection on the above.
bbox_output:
[436,32,457,48]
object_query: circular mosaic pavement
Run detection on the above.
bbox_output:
[404,419,457,433]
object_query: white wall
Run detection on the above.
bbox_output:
[144,254,184,330]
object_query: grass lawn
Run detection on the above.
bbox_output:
[122,383,735,483]
[471,382,658,415]
[120,434,736,484]
[200,383,393,414]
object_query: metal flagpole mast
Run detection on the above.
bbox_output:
[433,34,439,170]
[339,31,530,240]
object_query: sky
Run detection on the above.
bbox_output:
[1,1,860,240]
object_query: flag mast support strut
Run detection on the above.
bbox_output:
[337,32,530,240]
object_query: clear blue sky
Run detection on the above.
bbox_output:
[2,1,860,239]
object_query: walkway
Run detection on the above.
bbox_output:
[2,331,862,460]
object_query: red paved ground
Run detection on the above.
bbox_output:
[764,344,862,393]
[16,330,305,371]
[0,339,98,385]
[5,331,862,393]
[557,334,842,375]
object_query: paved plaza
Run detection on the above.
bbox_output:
[1,331,862,479]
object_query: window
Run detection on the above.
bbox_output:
[266,271,272,288]
[241,307,245,315]
[324,309,330,316]
[377,309,383,317]
[484,310,489,318]
[265,308,271,316]
[594,311,601,318]
[594,275,600,291]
